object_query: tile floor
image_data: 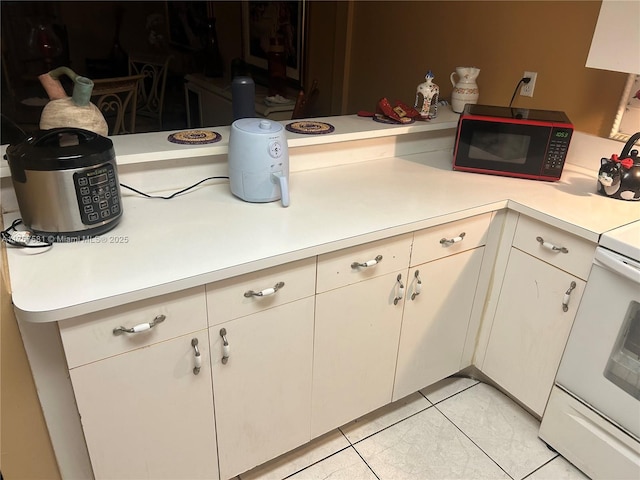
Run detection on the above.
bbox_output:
[238,376,589,480]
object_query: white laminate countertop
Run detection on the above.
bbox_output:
[2,113,639,323]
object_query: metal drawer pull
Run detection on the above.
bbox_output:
[191,338,201,375]
[440,232,466,246]
[113,314,166,335]
[562,281,577,312]
[411,270,422,300]
[394,274,405,305]
[351,255,383,269]
[220,328,230,364]
[244,281,285,297]
[536,236,569,254]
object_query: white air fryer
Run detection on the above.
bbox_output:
[228,118,290,207]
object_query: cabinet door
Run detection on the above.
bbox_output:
[69,331,218,480]
[211,297,314,480]
[312,270,406,438]
[393,248,485,401]
[482,248,585,416]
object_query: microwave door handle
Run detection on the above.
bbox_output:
[595,248,640,284]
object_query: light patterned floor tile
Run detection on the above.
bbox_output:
[524,456,590,480]
[239,429,350,480]
[340,391,432,444]
[420,376,480,404]
[436,382,557,480]
[287,447,377,480]
[354,407,509,480]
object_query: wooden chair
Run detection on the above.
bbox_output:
[128,54,172,129]
[291,79,319,120]
[91,74,144,135]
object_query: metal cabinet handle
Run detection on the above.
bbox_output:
[562,281,577,312]
[411,270,422,301]
[191,338,201,375]
[351,255,383,269]
[393,274,405,305]
[244,281,285,297]
[220,328,230,364]
[113,314,166,335]
[440,232,466,246]
[536,236,569,254]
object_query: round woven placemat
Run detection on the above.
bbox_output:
[167,130,222,145]
[285,121,335,135]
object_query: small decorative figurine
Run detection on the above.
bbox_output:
[415,71,439,119]
[597,132,640,201]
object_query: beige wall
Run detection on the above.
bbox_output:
[345,1,626,137]
[1,233,61,479]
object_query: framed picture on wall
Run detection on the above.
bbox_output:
[166,2,209,50]
[241,1,305,82]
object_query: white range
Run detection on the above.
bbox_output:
[540,219,640,479]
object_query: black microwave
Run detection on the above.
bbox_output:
[453,104,573,181]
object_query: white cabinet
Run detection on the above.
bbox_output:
[59,288,218,480]
[53,210,598,477]
[393,213,491,401]
[206,259,316,480]
[394,249,485,400]
[68,332,218,480]
[481,215,594,416]
[313,270,407,436]
[312,234,412,437]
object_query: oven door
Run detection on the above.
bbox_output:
[555,247,640,439]
[453,119,553,178]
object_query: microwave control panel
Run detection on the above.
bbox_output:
[73,163,121,225]
[542,128,573,177]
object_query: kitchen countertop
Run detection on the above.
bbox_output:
[2,112,639,323]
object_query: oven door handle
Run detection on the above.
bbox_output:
[594,247,640,284]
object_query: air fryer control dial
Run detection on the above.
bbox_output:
[269,141,284,159]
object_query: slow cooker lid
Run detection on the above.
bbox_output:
[6,127,114,171]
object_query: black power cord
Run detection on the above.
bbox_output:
[2,177,230,249]
[508,77,532,108]
[1,219,53,249]
[119,176,229,199]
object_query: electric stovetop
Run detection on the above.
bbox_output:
[600,220,640,262]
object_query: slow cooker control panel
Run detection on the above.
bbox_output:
[73,163,121,225]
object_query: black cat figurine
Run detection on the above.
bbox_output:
[597,131,640,201]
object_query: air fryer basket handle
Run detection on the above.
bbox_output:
[271,172,290,208]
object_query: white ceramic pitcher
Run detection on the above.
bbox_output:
[450,67,480,113]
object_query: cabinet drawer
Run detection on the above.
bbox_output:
[206,257,316,326]
[411,213,492,266]
[512,216,596,280]
[59,287,207,369]
[316,233,412,293]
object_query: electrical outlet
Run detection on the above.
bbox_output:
[521,71,537,97]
